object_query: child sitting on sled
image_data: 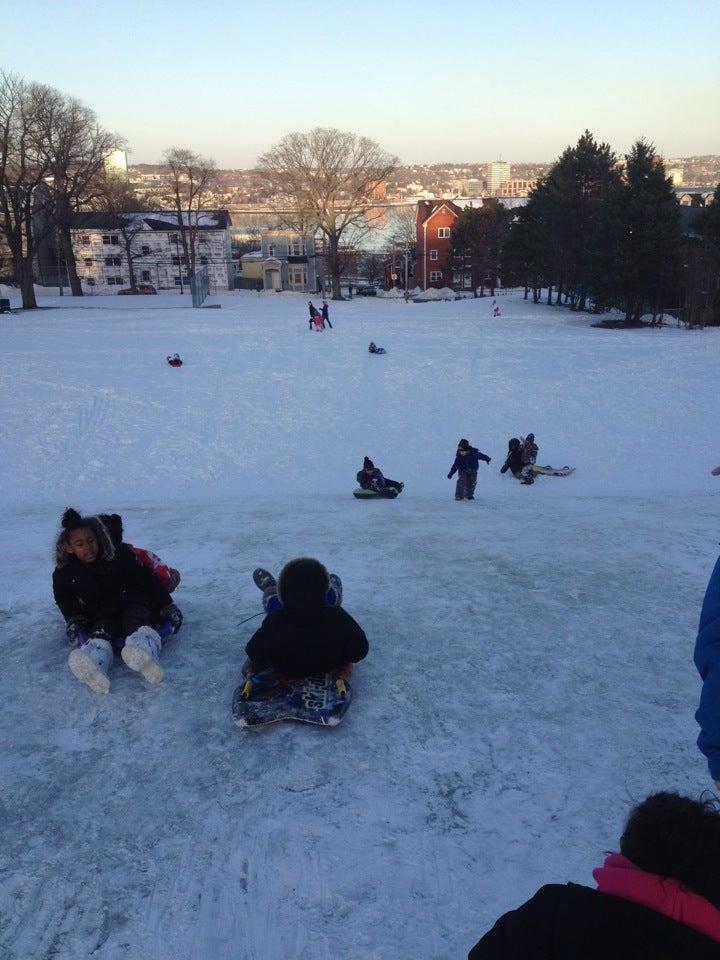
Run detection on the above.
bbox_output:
[356,456,403,494]
[246,558,368,678]
[52,508,182,694]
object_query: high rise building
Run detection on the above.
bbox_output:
[488,159,511,195]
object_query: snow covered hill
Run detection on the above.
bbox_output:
[1,290,717,959]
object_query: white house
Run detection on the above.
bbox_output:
[69,210,232,293]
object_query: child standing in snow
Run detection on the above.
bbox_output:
[52,508,182,694]
[356,456,403,494]
[321,300,332,329]
[246,559,368,678]
[447,438,491,500]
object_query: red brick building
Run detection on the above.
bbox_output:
[415,200,461,289]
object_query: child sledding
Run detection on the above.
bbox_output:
[368,341,386,354]
[232,558,368,728]
[167,353,183,367]
[354,457,404,498]
[500,433,574,481]
[53,508,182,694]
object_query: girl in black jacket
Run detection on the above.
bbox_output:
[468,792,720,959]
[53,508,182,694]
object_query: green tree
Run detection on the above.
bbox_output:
[452,201,510,295]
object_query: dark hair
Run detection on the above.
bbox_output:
[61,507,94,533]
[508,437,520,449]
[278,557,329,611]
[619,791,720,908]
[363,456,374,470]
[98,513,124,547]
[458,439,469,450]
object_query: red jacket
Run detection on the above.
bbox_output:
[127,544,181,592]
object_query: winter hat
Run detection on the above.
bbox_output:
[278,557,329,611]
[526,433,535,442]
[458,439,470,450]
[363,456,374,470]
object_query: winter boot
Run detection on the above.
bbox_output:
[328,573,343,606]
[121,626,164,683]
[68,636,113,695]
[253,568,277,592]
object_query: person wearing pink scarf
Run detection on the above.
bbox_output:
[468,792,720,959]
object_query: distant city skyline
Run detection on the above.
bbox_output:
[2,0,719,167]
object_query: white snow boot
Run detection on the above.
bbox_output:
[121,626,164,683]
[68,637,113,695]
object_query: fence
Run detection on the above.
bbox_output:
[190,266,210,307]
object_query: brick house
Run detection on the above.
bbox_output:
[415,200,462,289]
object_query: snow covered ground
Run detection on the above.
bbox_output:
[1,289,718,959]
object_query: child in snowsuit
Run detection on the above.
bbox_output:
[246,559,368,678]
[99,513,181,592]
[520,432,538,484]
[52,508,182,694]
[500,438,524,479]
[356,456,403,495]
[321,300,332,329]
[448,439,491,500]
[695,554,720,788]
[308,301,317,330]
[469,791,720,959]
[368,342,386,354]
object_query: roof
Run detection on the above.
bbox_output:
[416,199,463,226]
[70,210,232,231]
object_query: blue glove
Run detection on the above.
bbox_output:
[66,616,89,646]
[160,603,183,635]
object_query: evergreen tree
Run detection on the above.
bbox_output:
[452,201,510,295]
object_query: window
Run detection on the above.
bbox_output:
[268,244,276,257]
[200,255,208,265]
[106,276,124,285]
[141,270,151,282]
[429,249,438,261]
[288,267,307,287]
[289,239,305,256]
[430,270,443,282]
[437,227,450,238]
[174,276,190,286]
[86,278,96,286]
[84,258,93,266]
[105,256,122,266]
[141,245,150,255]
[169,234,179,244]
[102,234,119,245]
[80,235,90,245]
[172,255,187,265]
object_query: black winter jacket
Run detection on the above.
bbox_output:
[53,544,172,625]
[246,606,368,677]
[500,448,523,475]
[468,883,719,960]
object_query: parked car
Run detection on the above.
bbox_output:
[356,285,377,297]
[117,284,157,295]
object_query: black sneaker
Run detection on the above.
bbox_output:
[253,568,277,591]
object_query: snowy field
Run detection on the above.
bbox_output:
[1,289,718,959]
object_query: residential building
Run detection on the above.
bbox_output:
[239,250,263,287]
[499,178,537,198]
[260,231,323,292]
[69,210,232,293]
[415,199,462,289]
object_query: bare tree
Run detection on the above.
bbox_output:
[163,147,217,281]
[39,94,120,295]
[258,128,398,299]
[0,73,56,308]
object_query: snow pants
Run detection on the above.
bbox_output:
[90,602,154,654]
[455,469,478,499]
[375,477,403,493]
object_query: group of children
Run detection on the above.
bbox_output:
[308,300,332,330]
[53,508,368,695]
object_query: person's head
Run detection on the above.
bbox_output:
[363,456,375,473]
[508,437,520,450]
[278,557,330,612]
[98,513,123,548]
[59,508,99,564]
[526,433,535,443]
[458,439,470,455]
[619,791,720,908]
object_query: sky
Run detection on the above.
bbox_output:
[1,0,719,168]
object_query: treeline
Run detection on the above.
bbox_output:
[0,72,216,308]
[453,132,720,325]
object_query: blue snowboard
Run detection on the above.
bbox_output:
[232,660,353,729]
